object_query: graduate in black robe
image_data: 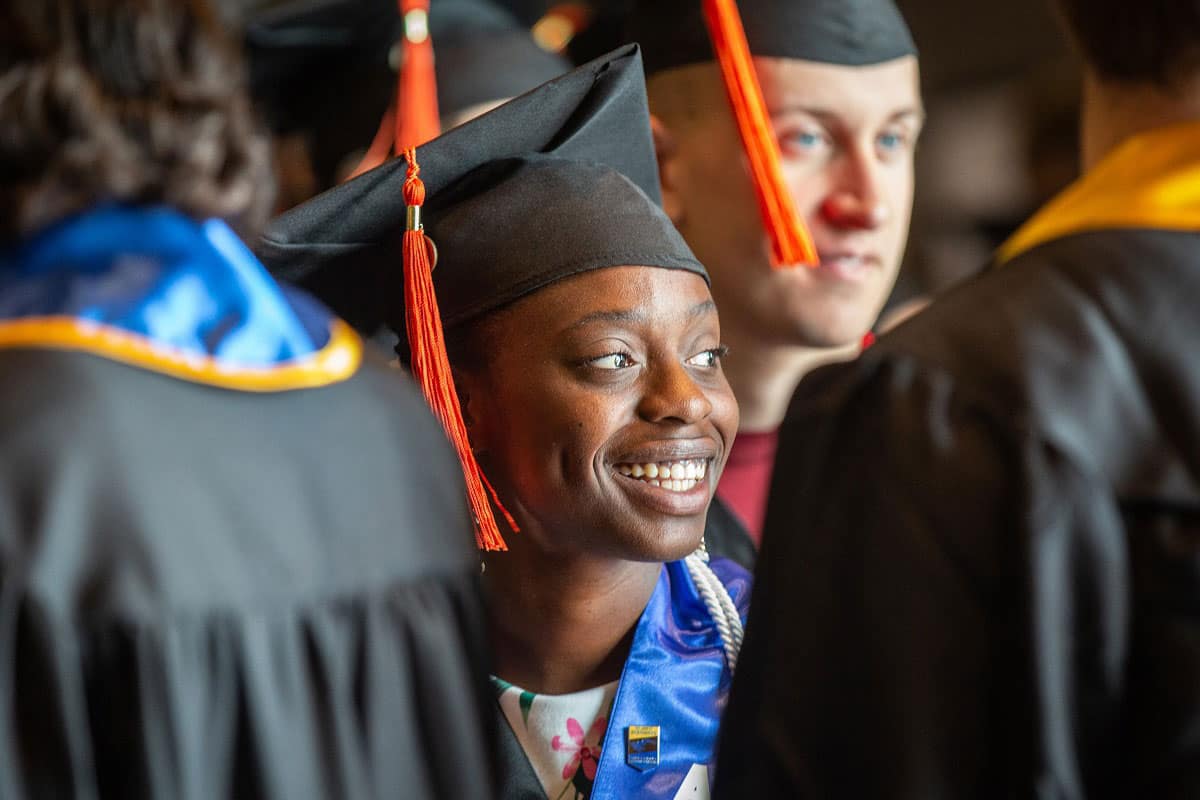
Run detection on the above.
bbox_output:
[625,0,921,560]
[717,1,1200,796]
[259,44,752,800]
[0,3,494,797]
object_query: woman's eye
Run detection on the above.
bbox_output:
[589,352,636,370]
[686,347,726,368]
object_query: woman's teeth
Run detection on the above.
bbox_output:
[615,460,707,492]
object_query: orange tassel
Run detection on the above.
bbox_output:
[396,0,440,148]
[347,0,441,180]
[702,0,819,269]
[402,148,514,551]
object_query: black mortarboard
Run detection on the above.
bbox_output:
[434,0,571,119]
[245,0,396,186]
[628,0,918,75]
[245,0,570,186]
[258,44,704,548]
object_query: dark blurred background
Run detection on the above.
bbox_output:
[224,0,1081,306]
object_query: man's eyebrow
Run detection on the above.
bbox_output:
[567,299,716,329]
[769,105,927,126]
[889,108,927,127]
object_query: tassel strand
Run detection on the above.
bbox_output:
[402,148,511,551]
[347,0,441,180]
[702,0,819,268]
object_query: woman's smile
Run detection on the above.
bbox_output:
[606,432,720,518]
[614,457,709,490]
[610,457,713,516]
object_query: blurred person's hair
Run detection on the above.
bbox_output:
[1055,0,1200,87]
[0,0,273,242]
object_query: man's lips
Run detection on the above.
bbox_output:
[814,250,882,282]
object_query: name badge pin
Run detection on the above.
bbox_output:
[626,725,660,771]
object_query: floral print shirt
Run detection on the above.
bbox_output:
[492,677,619,800]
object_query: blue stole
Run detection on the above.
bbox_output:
[0,205,359,390]
[590,557,751,799]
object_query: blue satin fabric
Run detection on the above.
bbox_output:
[0,205,336,364]
[591,558,751,799]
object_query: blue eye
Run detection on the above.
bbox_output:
[778,125,832,159]
[590,352,635,370]
[784,130,824,150]
[877,131,905,151]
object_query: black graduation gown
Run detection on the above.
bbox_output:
[704,496,756,572]
[716,122,1200,798]
[495,713,544,800]
[0,349,496,799]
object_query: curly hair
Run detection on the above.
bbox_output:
[1056,0,1200,87]
[0,0,274,242]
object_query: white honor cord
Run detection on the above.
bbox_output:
[683,549,745,674]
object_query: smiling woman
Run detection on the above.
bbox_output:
[259,45,750,800]
[453,267,734,560]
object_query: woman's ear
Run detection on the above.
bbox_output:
[651,114,686,227]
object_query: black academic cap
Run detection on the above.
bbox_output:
[628,0,918,75]
[433,0,571,118]
[258,43,706,339]
[244,0,396,129]
[245,0,570,162]
[244,0,398,186]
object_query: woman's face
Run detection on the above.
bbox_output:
[459,266,738,563]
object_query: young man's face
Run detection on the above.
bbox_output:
[655,56,922,349]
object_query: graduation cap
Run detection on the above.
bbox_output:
[259,44,705,551]
[628,0,917,74]
[245,0,398,187]
[436,0,571,122]
[245,0,570,186]
[626,0,917,270]
[348,0,572,177]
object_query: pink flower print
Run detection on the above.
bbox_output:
[551,715,607,781]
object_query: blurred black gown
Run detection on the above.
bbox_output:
[0,206,495,799]
[717,121,1200,798]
